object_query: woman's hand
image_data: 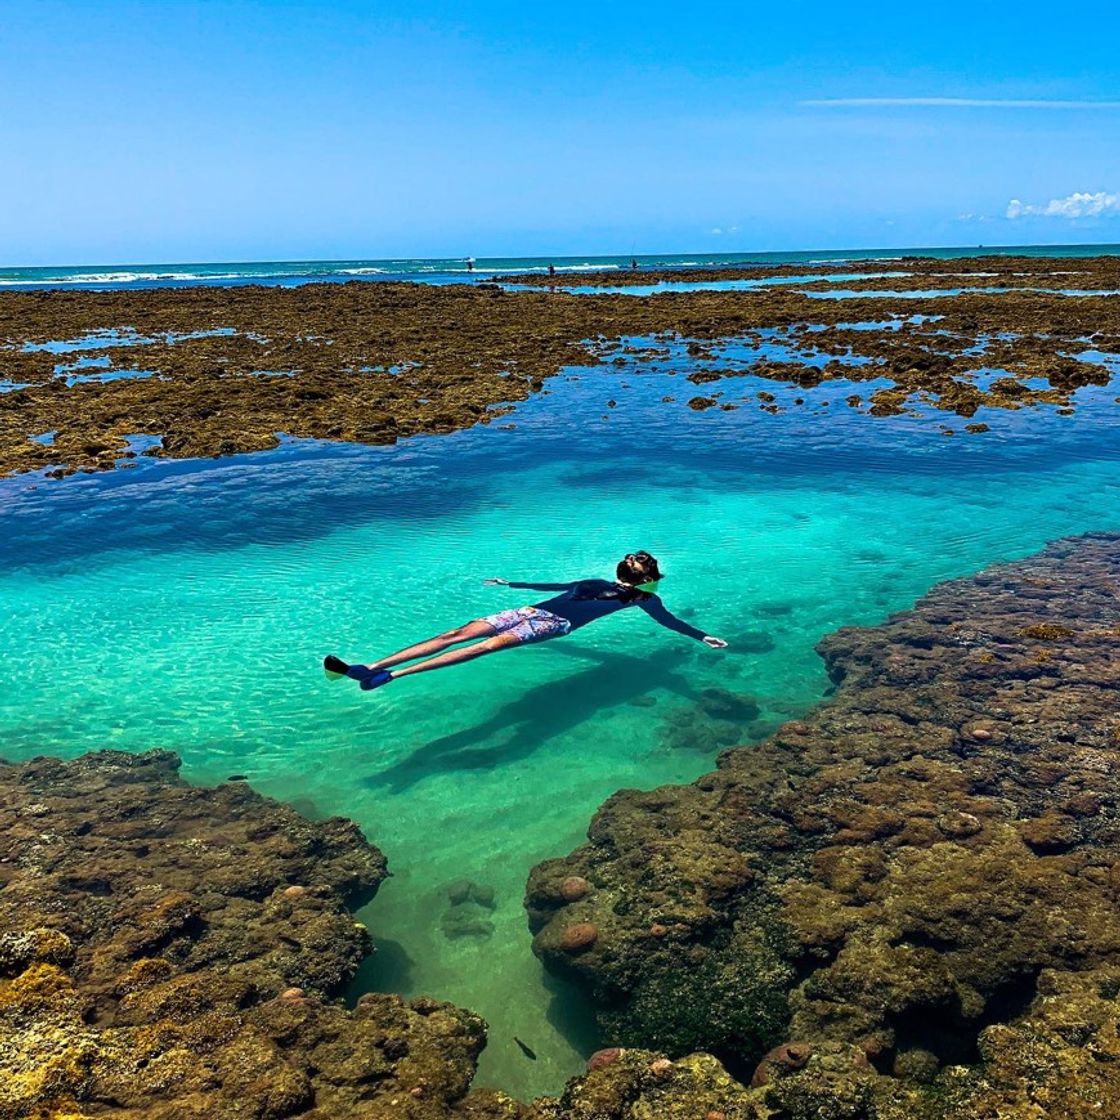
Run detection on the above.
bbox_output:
[702,635,729,649]
[483,578,509,586]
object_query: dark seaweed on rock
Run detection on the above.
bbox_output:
[525,531,1120,1117]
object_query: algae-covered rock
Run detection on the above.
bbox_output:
[527,1049,766,1120]
[598,920,794,1068]
[0,750,522,1120]
[527,532,1120,1116]
[0,749,385,1008]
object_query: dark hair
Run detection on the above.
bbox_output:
[616,550,662,584]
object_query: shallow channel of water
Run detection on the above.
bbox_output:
[3,347,1120,1097]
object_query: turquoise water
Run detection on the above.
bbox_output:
[3,242,1118,289]
[4,348,1120,1097]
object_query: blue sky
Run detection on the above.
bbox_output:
[3,0,1119,263]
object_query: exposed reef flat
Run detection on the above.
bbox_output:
[0,750,520,1119]
[527,531,1120,1117]
[2,254,1119,477]
[496,253,1120,289]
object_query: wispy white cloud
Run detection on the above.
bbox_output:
[802,97,1120,110]
[1006,191,1119,219]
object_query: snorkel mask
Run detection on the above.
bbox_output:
[623,550,662,593]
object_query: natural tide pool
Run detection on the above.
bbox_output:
[3,352,1120,1098]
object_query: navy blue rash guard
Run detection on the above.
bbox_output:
[507,579,707,641]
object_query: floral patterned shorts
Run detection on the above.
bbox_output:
[480,606,572,644]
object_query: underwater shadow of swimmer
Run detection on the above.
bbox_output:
[362,644,702,794]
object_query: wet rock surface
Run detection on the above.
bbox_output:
[3,255,1119,477]
[0,750,519,1119]
[526,531,1120,1116]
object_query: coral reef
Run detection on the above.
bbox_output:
[495,253,1120,290]
[527,532,1120,1116]
[2,255,1119,477]
[0,750,519,1119]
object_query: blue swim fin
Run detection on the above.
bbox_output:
[360,669,393,691]
[323,655,382,683]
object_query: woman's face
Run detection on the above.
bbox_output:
[622,553,657,582]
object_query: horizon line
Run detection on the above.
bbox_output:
[802,97,1120,110]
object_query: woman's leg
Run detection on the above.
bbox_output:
[387,629,524,679]
[366,619,496,671]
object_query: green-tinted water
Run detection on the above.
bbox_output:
[3,355,1120,1097]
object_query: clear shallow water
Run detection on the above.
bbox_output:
[3,353,1120,1098]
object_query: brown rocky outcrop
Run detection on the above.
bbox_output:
[0,750,520,1119]
[526,532,1120,1114]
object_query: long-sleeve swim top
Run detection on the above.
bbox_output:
[506,578,707,641]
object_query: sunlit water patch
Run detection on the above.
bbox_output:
[3,350,1120,1098]
[18,326,239,352]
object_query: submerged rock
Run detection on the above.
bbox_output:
[447,878,474,905]
[441,907,496,940]
[471,882,497,909]
[526,532,1120,1115]
[698,687,761,722]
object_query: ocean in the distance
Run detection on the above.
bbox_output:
[3,243,1120,290]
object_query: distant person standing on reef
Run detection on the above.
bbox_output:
[465,257,475,272]
[548,263,556,276]
[324,551,727,692]
[630,257,638,271]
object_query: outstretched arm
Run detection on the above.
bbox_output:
[638,596,727,648]
[484,578,575,591]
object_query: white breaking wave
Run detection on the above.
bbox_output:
[0,270,261,285]
[555,263,621,272]
[0,272,153,285]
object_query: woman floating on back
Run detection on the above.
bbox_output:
[324,551,727,691]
